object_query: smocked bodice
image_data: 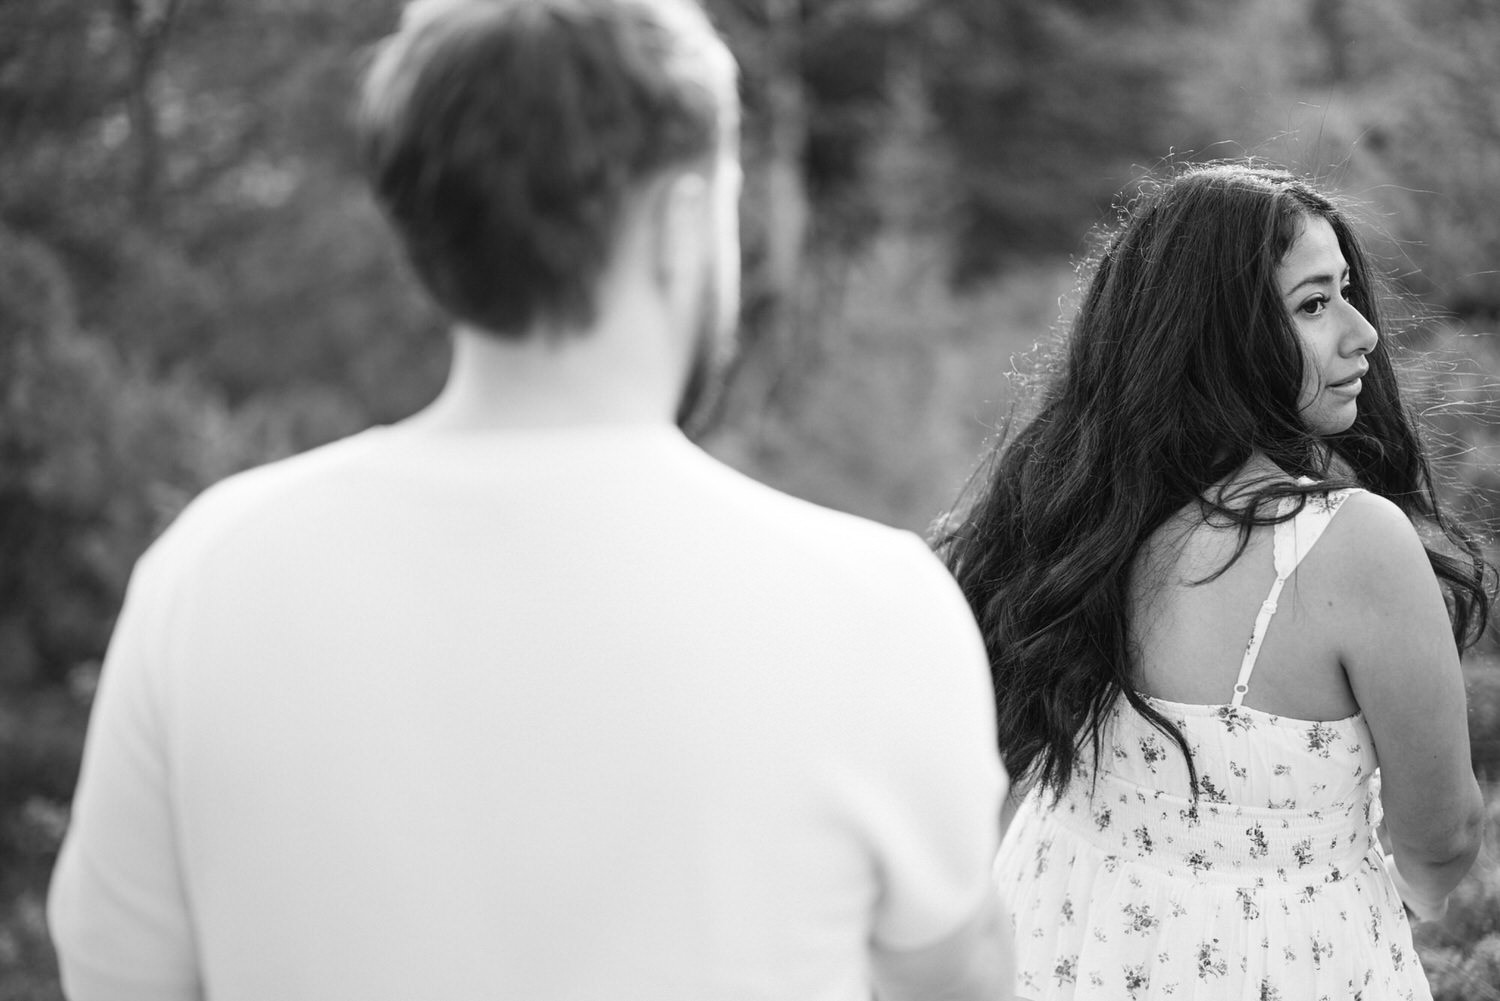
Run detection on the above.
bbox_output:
[1103,697,1376,812]
[1040,696,1382,885]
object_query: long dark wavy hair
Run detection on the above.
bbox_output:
[938,162,1494,795]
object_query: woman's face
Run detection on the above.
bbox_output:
[1276,214,1379,435]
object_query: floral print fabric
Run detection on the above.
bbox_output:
[997,701,1428,999]
[995,490,1431,1000]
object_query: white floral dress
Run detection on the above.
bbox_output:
[995,489,1431,1000]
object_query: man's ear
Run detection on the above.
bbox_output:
[648,168,712,291]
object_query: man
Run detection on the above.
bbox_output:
[47,2,1012,998]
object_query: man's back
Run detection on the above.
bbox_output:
[49,424,1004,1000]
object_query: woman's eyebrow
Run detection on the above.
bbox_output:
[1284,265,1351,297]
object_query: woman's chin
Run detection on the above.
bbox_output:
[1304,401,1360,437]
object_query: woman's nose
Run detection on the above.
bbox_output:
[1342,300,1378,355]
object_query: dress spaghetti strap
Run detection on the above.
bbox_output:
[1228,489,1357,707]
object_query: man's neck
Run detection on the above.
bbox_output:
[404,323,680,434]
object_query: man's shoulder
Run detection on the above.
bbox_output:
[690,448,924,544]
[679,450,988,688]
[679,447,954,596]
[150,429,385,568]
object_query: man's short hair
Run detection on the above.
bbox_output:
[358,0,738,337]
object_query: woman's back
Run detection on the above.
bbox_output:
[1127,466,1359,723]
[994,487,1435,1000]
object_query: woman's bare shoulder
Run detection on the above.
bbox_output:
[1315,489,1430,584]
[1302,490,1453,667]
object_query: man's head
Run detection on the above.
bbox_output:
[358,0,740,348]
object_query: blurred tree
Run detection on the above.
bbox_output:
[113,0,184,213]
[919,0,1212,283]
[0,224,248,687]
[1,0,442,417]
[1352,1,1500,321]
[1309,0,1351,84]
[703,0,928,434]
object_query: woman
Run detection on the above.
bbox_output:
[940,163,1491,1000]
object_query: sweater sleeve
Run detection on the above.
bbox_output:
[861,534,1009,950]
[48,540,204,1001]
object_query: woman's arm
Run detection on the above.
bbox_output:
[1327,492,1486,919]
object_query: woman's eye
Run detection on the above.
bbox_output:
[1298,296,1328,316]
